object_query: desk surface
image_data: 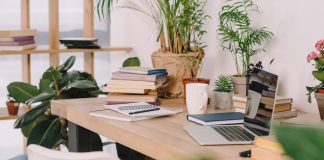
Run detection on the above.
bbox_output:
[51,98,254,160]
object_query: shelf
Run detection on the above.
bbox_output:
[0,107,29,121]
[0,45,133,55]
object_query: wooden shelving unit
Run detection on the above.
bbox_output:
[0,107,29,120]
[0,0,132,120]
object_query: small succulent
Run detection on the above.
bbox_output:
[214,75,233,93]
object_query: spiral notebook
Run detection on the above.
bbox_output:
[90,102,182,121]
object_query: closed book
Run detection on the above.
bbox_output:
[233,101,246,109]
[108,79,157,86]
[112,72,167,82]
[102,87,149,94]
[273,109,297,119]
[255,136,285,154]
[0,29,37,37]
[0,40,35,46]
[187,112,244,126]
[252,147,291,160]
[0,44,36,51]
[106,84,156,90]
[276,96,293,105]
[119,67,167,75]
[265,103,292,112]
[107,93,157,103]
[233,95,292,105]
[0,36,34,42]
[107,101,160,106]
[233,94,247,103]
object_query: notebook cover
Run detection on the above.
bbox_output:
[187,112,244,122]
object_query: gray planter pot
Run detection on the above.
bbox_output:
[315,92,324,120]
[214,91,233,109]
[231,76,247,96]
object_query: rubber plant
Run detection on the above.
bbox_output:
[7,56,103,151]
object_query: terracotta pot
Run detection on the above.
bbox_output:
[6,101,20,115]
[315,92,324,120]
[151,50,204,98]
[231,76,248,96]
[214,91,233,109]
[183,78,210,102]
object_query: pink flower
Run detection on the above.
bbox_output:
[307,51,321,63]
[315,39,324,52]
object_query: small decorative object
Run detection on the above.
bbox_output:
[306,39,324,120]
[218,0,273,96]
[186,83,209,114]
[214,75,233,109]
[6,96,20,115]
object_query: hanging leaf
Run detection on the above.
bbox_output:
[21,115,48,138]
[60,80,98,92]
[58,56,76,72]
[42,67,62,81]
[276,125,324,160]
[7,82,39,104]
[27,117,62,149]
[14,102,50,128]
[122,57,141,67]
[39,79,54,94]
[26,92,55,105]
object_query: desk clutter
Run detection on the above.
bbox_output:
[233,94,297,119]
[0,29,37,51]
[252,136,291,160]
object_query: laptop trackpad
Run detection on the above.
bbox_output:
[184,126,228,145]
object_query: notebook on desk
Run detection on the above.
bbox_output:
[184,68,279,145]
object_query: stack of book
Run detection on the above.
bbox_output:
[233,95,297,119]
[0,29,37,51]
[252,136,291,160]
[103,67,168,105]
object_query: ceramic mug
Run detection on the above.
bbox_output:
[186,83,209,114]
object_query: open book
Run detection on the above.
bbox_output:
[90,102,182,122]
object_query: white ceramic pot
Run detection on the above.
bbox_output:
[214,91,233,109]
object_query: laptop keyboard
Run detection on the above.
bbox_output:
[212,126,255,141]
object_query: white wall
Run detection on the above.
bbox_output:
[0,0,111,105]
[111,0,324,113]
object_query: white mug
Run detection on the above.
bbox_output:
[186,83,209,114]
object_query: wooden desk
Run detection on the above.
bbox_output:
[52,98,253,160]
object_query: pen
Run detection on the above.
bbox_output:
[129,108,160,115]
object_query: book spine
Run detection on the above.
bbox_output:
[148,70,167,75]
[0,40,35,46]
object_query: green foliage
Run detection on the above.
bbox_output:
[7,56,102,151]
[276,125,324,160]
[97,0,209,54]
[123,57,141,67]
[214,75,233,93]
[218,0,273,77]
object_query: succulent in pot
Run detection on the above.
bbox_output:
[214,75,233,109]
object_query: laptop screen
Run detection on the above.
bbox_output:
[244,68,278,136]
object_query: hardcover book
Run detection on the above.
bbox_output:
[111,72,167,82]
[119,67,167,75]
[187,112,244,125]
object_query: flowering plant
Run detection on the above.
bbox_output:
[306,39,324,102]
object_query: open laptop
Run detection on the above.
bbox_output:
[184,68,279,145]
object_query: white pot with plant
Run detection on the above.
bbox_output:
[218,0,273,96]
[97,0,210,98]
[214,75,233,109]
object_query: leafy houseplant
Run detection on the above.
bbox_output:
[7,56,103,151]
[218,0,273,96]
[97,0,210,98]
[306,39,324,120]
[6,96,20,115]
[214,75,233,109]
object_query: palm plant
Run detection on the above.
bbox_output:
[218,0,273,77]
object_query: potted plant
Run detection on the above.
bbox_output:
[97,0,210,98]
[306,39,324,120]
[6,96,20,115]
[7,56,103,151]
[214,75,233,109]
[218,0,273,96]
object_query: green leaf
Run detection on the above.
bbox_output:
[25,92,55,105]
[313,71,324,82]
[42,67,62,81]
[276,125,324,160]
[39,79,54,94]
[122,57,141,67]
[21,115,47,138]
[60,80,98,92]
[58,56,76,72]
[14,102,50,128]
[89,132,103,151]
[7,82,39,103]
[27,117,62,149]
